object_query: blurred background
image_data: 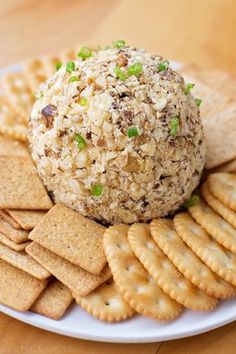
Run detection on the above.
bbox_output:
[1,0,236,73]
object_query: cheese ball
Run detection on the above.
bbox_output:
[30,45,205,224]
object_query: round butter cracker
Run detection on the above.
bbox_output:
[74,279,134,323]
[201,180,236,229]
[174,212,236,287]
[208,173,236,211]
[129,223,217,311]
[150,218,235,299]
[104,224,182,321]
[189,199,236,254]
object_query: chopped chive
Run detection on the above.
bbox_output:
[77,46,92,59]
[91,183,103,197]
[113,39,126,48]
[184,194,200,208]
[195,98,202,107]
[169,117,180,136]
[158,60,169,72]
[114,66,127,81]
[66,61,75,73]
[69,76,79,83]
[55,62,62,71]
[127,126,139,138]
[127,63,143,77]
[79,97,88,106]
[185,83,195,95]
[73,133,87,151]
[35,92,44,100]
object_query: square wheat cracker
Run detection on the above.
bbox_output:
[0,210,21,229]
[0,242,50,279]
[0,232,30,251]
[7,209,47,230]
[0,215,28,243]
[203,105,236,169]
[30,278,73,320]
[180,64,236,98]
[29,204,106,274]
[26,242,111,296]
[0,136,29,157]
[0,156,52,210]
[0,259,48,311]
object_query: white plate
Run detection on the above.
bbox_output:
[0,61,235,343]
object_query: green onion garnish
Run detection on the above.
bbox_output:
[169,117,180,136]
[66,61,75,73]
[113,39,126,48]
[73,133,87,151]
[35,92,44,100]
[79,97,88,106]
[55,62,62,71]
[158,61,169,72]
[127,126,139,138]
[185,83,195,95]
[195,98,202,107]
[69,76,79,83]
[114,66,127,81]
[91,183,103,197]
[184,194,200,208]
[77,46,92,60]
[127,63,143,77]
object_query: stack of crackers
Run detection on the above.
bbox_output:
[180,64,236,172]
[0,46,98,142]
[0,48,236,323]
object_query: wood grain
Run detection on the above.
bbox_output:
[1,0,236,353]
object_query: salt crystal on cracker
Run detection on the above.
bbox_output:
[31,278,73,320]
[26,242,111,296]
[0,259,48,311]
[0,156,52,210]
[29,204,106,274]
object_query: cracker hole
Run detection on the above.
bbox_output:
[105,279,113,286]
[104,301,110,306]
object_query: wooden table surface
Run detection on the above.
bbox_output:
[1,0,236,353]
